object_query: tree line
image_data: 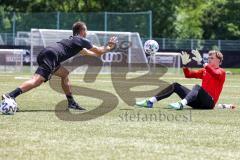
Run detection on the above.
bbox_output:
[0,0,239,40]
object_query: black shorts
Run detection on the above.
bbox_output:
[156,83,215,109]
[35,48,60,82]
[188,86,215,109]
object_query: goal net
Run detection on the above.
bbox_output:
[30,29,148,74]
[0,49,30,72]
[148,52,181,74]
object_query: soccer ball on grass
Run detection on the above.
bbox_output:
[0,98,17,115]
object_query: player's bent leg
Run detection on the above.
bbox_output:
[54,66,71,95]
[184,84,201,104]
[3,74,45,99]
[154,82,190,103]
[136,82,190,108]
[168,84,201,110]
[54,66,85,110]
[19,74,45,93]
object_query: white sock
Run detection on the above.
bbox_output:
[149,97,157,103]
[180,99,188,106]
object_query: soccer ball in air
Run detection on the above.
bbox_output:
[144,40,159,55]
[0,98,18,115]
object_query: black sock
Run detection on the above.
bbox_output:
[66,94,74,103]
[8,88,23,98]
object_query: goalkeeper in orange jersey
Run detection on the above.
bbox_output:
[136,50,226,110]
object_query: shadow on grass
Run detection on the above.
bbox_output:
[16,109,85,112]
[163,107,213,111]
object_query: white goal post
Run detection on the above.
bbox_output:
[30,29,148,73]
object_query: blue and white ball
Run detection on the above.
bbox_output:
[144,40,159,55]
[0,98,17,115]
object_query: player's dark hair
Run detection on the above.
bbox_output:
[72,21,86,36]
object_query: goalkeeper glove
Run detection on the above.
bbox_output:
[180,51,191,66]
[192,49,203,65]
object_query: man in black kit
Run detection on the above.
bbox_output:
[2,21,117,111]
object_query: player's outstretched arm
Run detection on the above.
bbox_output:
[89,36,118,56]
[79,48,100,57]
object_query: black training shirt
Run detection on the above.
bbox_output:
[47,35,93,63]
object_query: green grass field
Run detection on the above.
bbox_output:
[0,71,240,160]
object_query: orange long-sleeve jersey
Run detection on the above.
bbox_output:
[183,65,226,106]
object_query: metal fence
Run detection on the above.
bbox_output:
[0,11,240,51]
[0,11,152,39]
[1,32,240,51]
[143,38,240,51]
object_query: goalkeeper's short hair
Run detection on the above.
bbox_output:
[209,50,223,64]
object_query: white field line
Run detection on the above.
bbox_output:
[13,76,240,88]
[11,75,240,81]
[0,74,17,77]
